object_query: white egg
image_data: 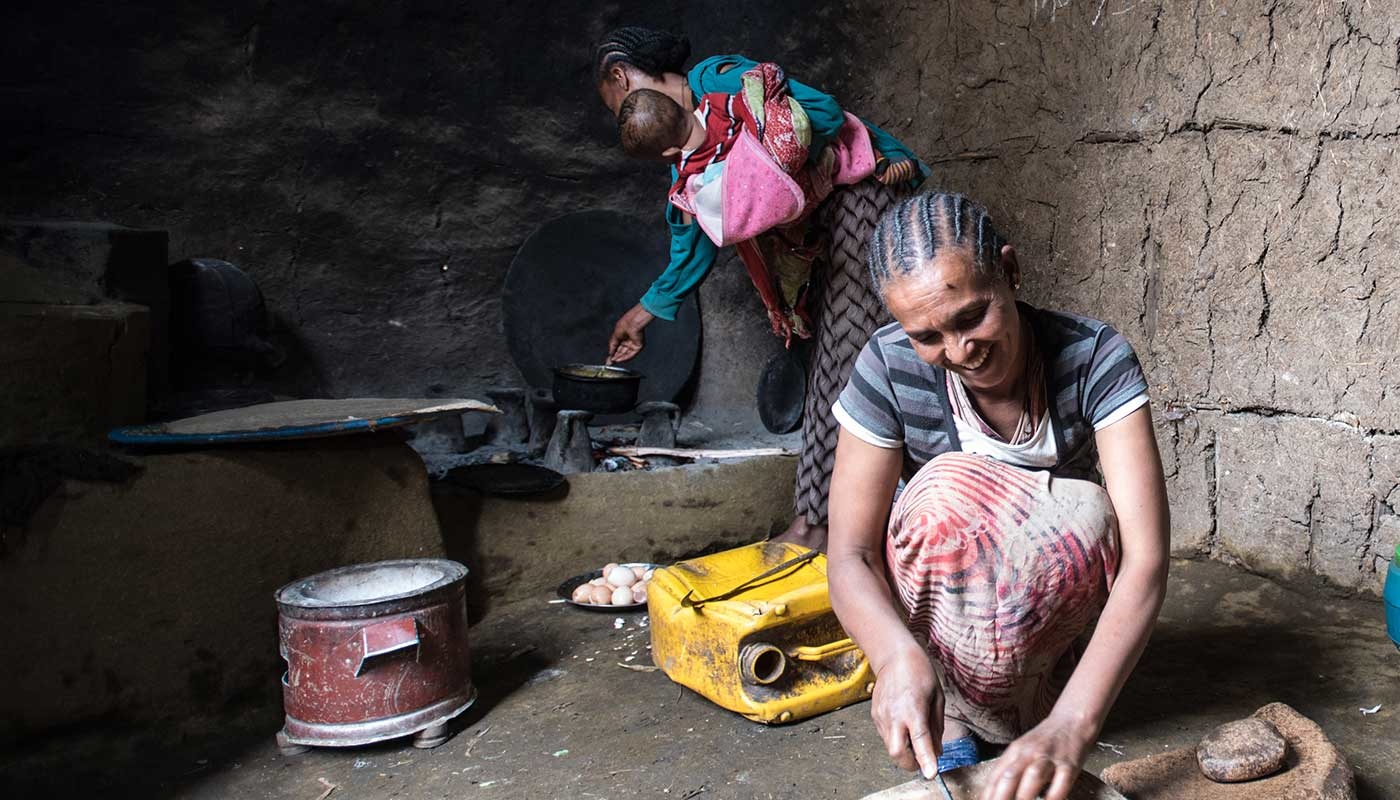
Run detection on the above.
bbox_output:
[589,584,614,605]
[604,562,619,576]
[606,566,637,588]
[611,585,634,605]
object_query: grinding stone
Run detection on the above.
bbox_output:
[1197,718,1288,782]
[1101,702,1356,800]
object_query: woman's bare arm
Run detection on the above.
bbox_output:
[828,428,947,778]
[981,405,1170,800]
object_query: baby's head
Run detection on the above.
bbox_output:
[617,88,691,161]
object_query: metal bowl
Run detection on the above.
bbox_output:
[556,562,661,612]
[552,364,642,414]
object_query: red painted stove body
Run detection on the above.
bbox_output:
[276,559,474,748]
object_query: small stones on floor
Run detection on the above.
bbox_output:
[1196,718,1288,783]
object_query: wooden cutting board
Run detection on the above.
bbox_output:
[862,761,1128,800]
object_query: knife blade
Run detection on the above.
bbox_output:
[933,772,955,800]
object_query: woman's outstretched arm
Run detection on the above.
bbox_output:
[609,199,718,362]
[828,429,948,779]
[979,405,1170,800]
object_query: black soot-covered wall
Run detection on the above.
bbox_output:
[1,0,900,429]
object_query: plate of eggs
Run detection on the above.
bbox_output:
[558,562,660,611]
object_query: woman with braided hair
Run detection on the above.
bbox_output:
[595,26,927,549]
[826,192,1169,798]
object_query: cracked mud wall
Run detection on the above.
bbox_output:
[862,0,1399,594]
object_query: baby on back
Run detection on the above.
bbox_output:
[618,87,751,200]
[614,63,874,255]
[614,66,878,343]
[617,88,712,162]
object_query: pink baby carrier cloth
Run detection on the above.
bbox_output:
[669,84,877,247]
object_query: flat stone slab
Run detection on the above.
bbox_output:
[1102,702,1356,799]
[862,761,1127,799]
[1198,718,1288,782]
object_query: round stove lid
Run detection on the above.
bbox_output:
[276,558,468,610]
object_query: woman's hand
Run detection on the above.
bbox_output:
[871,645,946,779]
[978,714,1094,800]
[606,304,655,364]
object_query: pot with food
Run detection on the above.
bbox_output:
[551,364,642,414]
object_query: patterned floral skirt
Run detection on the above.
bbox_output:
[885,452,1120,743]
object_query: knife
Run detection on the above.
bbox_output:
[933,772,954,800]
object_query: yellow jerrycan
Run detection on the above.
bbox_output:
[648,541,873,724]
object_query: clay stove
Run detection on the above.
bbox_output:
[274,559,474,753]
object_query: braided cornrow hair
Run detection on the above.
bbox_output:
[594,27,692,84]
[867,192,1007,297]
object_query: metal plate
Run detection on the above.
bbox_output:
[556,563,662,612]
[756,349,807,434]
[502,210,700,411]
[442,463,565,497]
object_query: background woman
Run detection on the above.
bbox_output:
[595,27,927,547]
[826,192,1170,800]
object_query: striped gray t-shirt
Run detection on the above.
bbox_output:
[834,304,1150,482]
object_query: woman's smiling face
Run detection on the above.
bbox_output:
[881,245,1025,396]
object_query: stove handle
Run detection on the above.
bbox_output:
[355,616,421,677]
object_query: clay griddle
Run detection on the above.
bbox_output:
[110,398,496,445]
[502,210,700,413]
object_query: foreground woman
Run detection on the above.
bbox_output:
[594,27,928,548]
[827,193,1169,800]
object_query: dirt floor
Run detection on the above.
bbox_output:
[2,558,1397,799]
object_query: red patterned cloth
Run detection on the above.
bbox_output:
[741,61,807,174]
[668,92,745,198]
[665,62,828,344]
[885,452,1120,743]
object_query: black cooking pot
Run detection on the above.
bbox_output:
[552,364,643,414]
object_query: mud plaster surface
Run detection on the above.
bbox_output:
[2,559,1396,799]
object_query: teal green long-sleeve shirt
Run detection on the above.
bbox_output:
[638,55,928,321]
